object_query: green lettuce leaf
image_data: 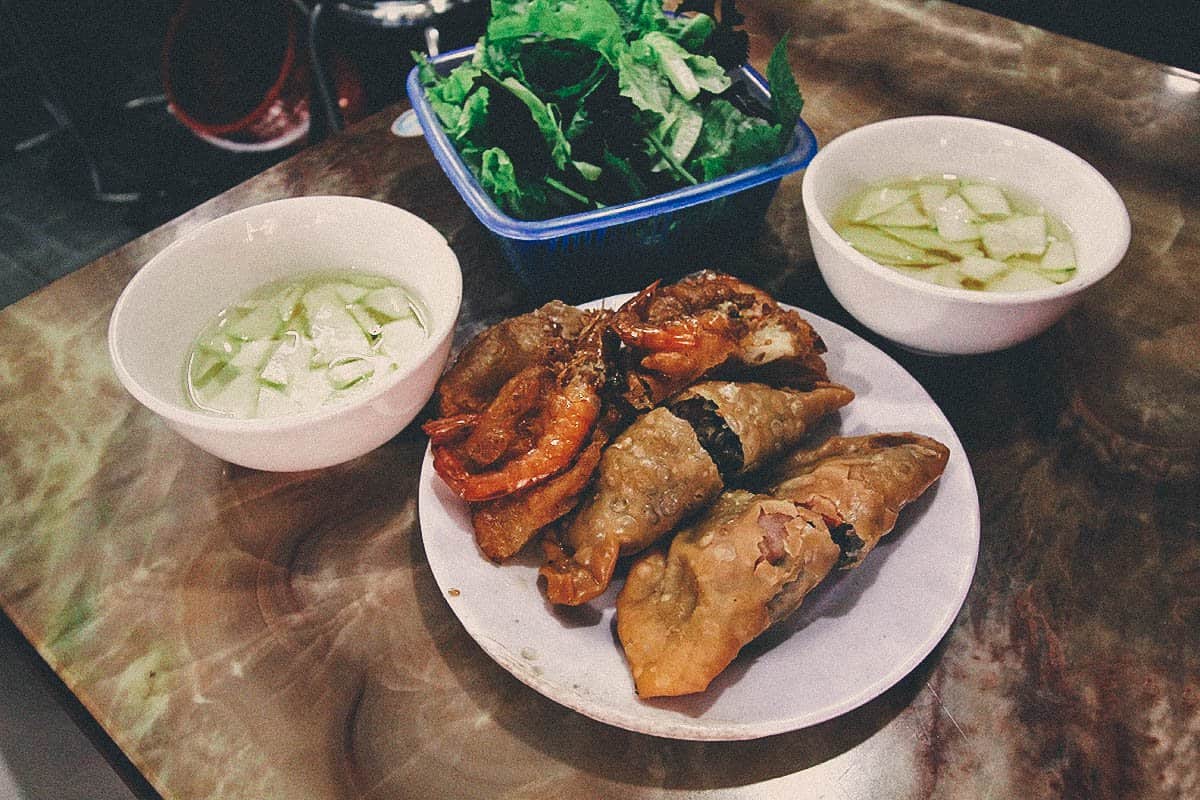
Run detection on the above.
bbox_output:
[419,0,805,220]
[573,159,603,181]
[690,97,781,181]
[487,0,627,64]
[664,12,715,51]
[608,0,668,34]
[651,94,705,169]
[450,86,491,145]
[641,32,730,101]
[497,77,572,170]
[479,147,523,211]
[601,147,648,201]
[617,40,674,117]
[419,59,485,132]
[479,147,547,216]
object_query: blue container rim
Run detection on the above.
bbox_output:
[405,45,819,242]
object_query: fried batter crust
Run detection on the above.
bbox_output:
[617,432,950,697]
[673,381,855,473]
[540,408,724,605]
[770,433,950,568]
[617,492,839,698]
[436,300,591,416]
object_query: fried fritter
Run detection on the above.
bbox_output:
[541,383,854,606]
[616,432,949,697]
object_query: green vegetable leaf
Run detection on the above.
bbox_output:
[479,147,548,217]
[678,0,748,67]
[420,59,485,132]
[664,12,715,51]
[601,147,648,201]
[488,0,627,65]
[642,32,730,100]
[474,36,526,82]
[573,159,603,181]
[545,176,598,209]
[617,40,674,117]
[415,52,439,87]
[424,59,481,104]
[686,50,732,95]
[479,147,522,209]
[498,77,572,170]
[419,0,804,220]
[766,34,804,146]
[518,41,609,102]
[608,0,667,34]
[565,103,594,142]
[448,86,491,144]
[690,97,780,180]
[645,129,698,185]
[654,95,705,167]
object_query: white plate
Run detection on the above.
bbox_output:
[418,297,980,740]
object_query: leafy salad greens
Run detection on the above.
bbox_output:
[417,0,804,220]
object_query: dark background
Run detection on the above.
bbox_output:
[0,0,1196,309]
[956,0,1196,76]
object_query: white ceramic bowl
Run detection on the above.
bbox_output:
[108,196,462,471]
[801,115,1130,355]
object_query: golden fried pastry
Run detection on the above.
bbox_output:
[540,382,854,606]
[427,275,845,578]
[617,492,840,697]
[540,407,723,605]
[769,433,950,568]
[617,432,949,697]
[670,381,855,477]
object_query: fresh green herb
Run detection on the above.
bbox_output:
[766,33,804,148]
[417,0,804,220]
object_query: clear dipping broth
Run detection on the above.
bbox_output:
[185,271,427,418]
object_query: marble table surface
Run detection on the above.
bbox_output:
[1,1,1197,798]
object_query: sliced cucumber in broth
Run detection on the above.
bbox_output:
[833,175,1077,293]
[184,270,428,418]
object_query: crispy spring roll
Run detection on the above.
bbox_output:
[769,433,950,568]
[669,381,855,477]
[540,383,854,606]
[616,432,949,697]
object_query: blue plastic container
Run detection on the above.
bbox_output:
[406,46,819,300]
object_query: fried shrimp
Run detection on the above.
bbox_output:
[612,271,829,409]
[457,365,553,467]
[470,428,609,561]
[429,375,601,502]
[435,300,591,416]
[426,273,840,589]
[425,314,611,503]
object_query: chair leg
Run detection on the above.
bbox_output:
[0,0,152,204]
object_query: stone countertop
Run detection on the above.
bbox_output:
[1,1,1197,798]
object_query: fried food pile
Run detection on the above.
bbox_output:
[424,271,949,697]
